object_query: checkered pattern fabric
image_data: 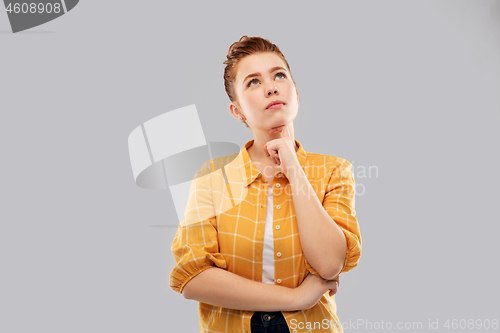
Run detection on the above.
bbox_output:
[170,139,361,333]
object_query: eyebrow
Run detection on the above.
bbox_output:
[242,66,287,84]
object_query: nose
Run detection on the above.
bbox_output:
[265,83,279,96]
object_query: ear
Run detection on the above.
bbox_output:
[229,102,242,119]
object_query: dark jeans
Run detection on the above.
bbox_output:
[251,311,290,333]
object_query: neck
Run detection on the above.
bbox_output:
[247,122,298,163]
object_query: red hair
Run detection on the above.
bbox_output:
[223,35,296,103]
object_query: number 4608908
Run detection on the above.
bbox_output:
[5,3,62,14]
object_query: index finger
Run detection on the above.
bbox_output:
[270,124,290,138]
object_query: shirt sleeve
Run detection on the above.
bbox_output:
[169,160,227,294]
[307,160,362,277]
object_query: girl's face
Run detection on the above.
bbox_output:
[231,52,299,131]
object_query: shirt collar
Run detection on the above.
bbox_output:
[238,138,307,187]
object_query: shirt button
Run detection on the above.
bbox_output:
[276,279,282,284]
[276,183,281,188]
[275,225,280,230]
[276,205,281,209]
[276,252,282,258]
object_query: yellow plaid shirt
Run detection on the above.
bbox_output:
[170,139,362,333]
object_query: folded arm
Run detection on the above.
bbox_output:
[289,160,362,280]
[182,267,298,311]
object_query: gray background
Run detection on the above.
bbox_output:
[1,0,499,332]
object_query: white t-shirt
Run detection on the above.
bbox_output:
[262,180,275,284]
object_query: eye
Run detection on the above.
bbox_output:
[247,78,259,87]
[276,72,287,80]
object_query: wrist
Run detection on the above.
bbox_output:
[284,162,305,182]
[287,285,305,311]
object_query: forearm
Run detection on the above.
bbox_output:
[288,167,347,279]
[182,267,300,311]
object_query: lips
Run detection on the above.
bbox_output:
[266,100,285,109]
